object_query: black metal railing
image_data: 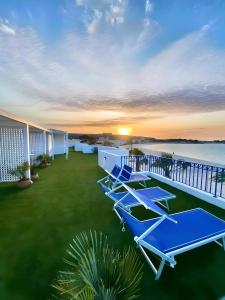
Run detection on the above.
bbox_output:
[121,155,225,198]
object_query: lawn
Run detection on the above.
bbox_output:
[0,152,224,300]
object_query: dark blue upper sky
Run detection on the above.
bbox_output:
[1,0,224,50]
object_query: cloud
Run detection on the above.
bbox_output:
[145,0,153,14]
[46,114,164,128]
[105,1,127,25]
[0,16,225,131]
[75,0,84,5]
[136,18,160,49]
[47,86,225,115]
[0,19,16,35]
[87,9,102,33]
[75,0,127,32]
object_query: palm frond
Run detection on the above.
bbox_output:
[52,231,143,300]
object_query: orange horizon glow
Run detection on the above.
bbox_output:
[29,109,225,141]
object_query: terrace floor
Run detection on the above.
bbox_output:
[0,152,225,300]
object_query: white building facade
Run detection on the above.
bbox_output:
[0,111,68,182]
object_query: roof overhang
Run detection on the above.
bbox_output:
[0,109,50,132]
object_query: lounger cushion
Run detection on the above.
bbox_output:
[129,173,149,182]
[135,187,175,202]
[108,187,175,208]
[116,207,225,254]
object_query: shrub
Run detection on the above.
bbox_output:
[129,148,145,156]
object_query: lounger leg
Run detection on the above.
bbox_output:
[166,200,170,211]
[113,208,123,222]
[138,245,173,280]
[155,259,166,281]
[139,246,157,275]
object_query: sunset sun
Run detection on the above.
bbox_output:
[118,127,130,135]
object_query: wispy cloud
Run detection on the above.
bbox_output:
[0,19,16,35]
[145,0,153,14]
[46,113,164,128]
[75,0,128,32]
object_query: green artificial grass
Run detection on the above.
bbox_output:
[0,152,224,300]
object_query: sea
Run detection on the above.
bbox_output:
[131,143,225,167]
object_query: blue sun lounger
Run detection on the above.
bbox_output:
[99,181,175,211]
[114,202,225,280]
[98,164,150,189]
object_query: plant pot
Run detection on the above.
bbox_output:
[16,179,33,189]
[31,173,39,181]
[39,162,51,168]
[39,163,48,168]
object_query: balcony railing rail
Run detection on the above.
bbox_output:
[121,155,225,199]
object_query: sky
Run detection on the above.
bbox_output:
[0,0,225,140]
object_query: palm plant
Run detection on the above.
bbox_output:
[37,154,52,167]
[212,172,225,183]
[10,162,30,181]
[52,231,143,300]
[130,148,148,172]
[152,152,173,178]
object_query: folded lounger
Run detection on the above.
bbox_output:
[99,181,175,211]
[98,164,151,189]
[114,201,225,280]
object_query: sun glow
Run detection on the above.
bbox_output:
[118,127,130,135]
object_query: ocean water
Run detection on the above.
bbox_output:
[135,143,225,166]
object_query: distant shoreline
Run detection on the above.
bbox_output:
[121,142,225,168]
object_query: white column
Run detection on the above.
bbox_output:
[43,131,47,154]
[65,133,69,160]
[23,124,31,179]
[52,132,55,160]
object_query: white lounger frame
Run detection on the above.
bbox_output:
[106,184,175,211]
[114,207,225,280]
[97,168,150,190]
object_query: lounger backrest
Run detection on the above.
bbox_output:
[123,164,133,173]
[109,165,121,182]
[111,165,121,177]
[118,164,132,182]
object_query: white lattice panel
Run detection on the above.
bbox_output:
[0,126,24,182]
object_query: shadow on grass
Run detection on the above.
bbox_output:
[0,184,26,201]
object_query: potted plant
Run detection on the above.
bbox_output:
[37,154,52,168]
[52,231,143,299]
[30,165,39,181]
[10,162,33,188]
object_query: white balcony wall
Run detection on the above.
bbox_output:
[98,148,129,172]
[82,143,95,154]
[74,141,82,151]
[53,133,67,155]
